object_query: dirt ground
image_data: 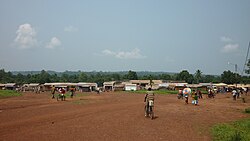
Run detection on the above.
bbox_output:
[0,91,250,141]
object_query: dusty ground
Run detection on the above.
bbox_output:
[0,91,250,141]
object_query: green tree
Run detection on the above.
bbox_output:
[159,74,172,80]
[78,72,88,82]
[110,73,121,81]
[92,73,106,86]
[50,74,60,82]
[176,70,194,83]
[38,70,51,83]
[221,70,240,84]
[15,73,25,84]
[202,75,220,83]
[194,69,202,84]
[241,76,250,84]
[124,70,138,80]
[61,73,70,82]
[0,69,6,83]
[69,75,78,83]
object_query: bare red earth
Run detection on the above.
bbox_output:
[0,92,250,141]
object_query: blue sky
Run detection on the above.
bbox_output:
[0,0,250,75]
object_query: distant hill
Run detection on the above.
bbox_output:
[11,70,176,76]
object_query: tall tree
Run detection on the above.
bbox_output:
[176,70,194,84]
[15,73,25,84]
[78,72,88,82]
[39,70,51,83]
[0,69,6,83]
[221,70,240,84]
[159,74,172,80]
[194,69,202,84]
[110,73,121,81]
[61,73,70,82]
[124,70,138,80]
[202,75,220,83]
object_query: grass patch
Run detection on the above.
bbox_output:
[0,90,22,99]
[245,107,250,114]
[211,118,250,141]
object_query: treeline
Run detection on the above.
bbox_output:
[0,69,250,86]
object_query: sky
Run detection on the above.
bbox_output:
[0,0,250,75]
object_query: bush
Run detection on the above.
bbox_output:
[245,107,250,114]
[231,131,242,141]
[212,118,250,141]
[0,90,22,99]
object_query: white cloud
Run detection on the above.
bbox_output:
[64,26,78,32]
[221,44,239,53]
[46,37,62,49]
[102,48,146,59]
[220,36,232,42]
[14,23,37,49]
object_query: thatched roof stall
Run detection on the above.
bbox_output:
[77,82,97,92]
[4,83,16,90]
[213,83,228,87]
[186,84,208,91]
[130,80,149,88]
[0,84,5,90]
[103,81,116,91]
[158,83,170,90]
[44,83,77,91]
[186,84,202,88]
[22,83,40,92]
[228,84,250,92]
[237,84,250,89]
[168,82,188,90]
[113,81,127,91]
[199,83,212,87]
[130,80,163,90]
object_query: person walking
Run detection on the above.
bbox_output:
[198,90,202,99]
[232,89,237,101]
[70,86,75,98]
[51,85,56,99]
[194,93,198,106]
[183,88,191,104]
[144,88,155,117]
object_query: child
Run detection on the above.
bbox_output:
[194,93,198,106]
[191,90,196,104]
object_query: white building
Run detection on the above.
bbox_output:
[125,84,137,91]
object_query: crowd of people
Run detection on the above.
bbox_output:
[177,87,248,105]
[51,85,76,100]
[49,85,248,119]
